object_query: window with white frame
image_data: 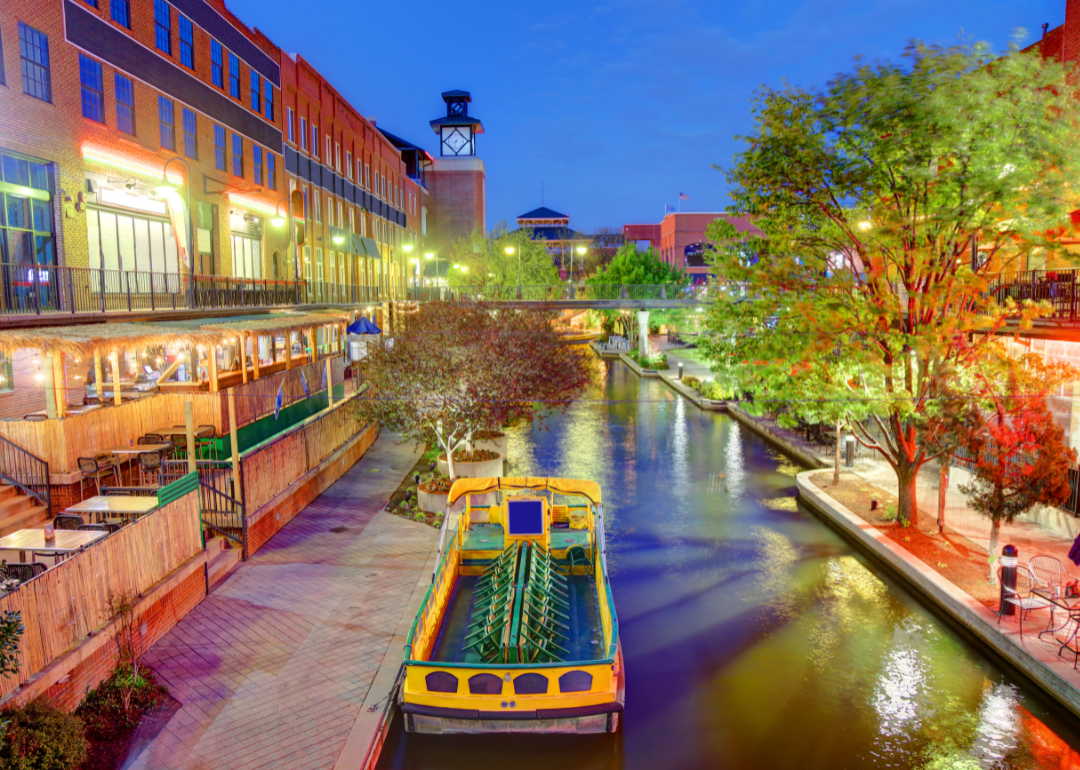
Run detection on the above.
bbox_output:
[346,151,352,179]
[311,125,318,157]
[231,233,262,280]
[315,247,323,283]
[314,191,321,222]
[364,164,370,189]
[287,107,295,144]
[334,142,340,172]
[299,116,307,150]
[326,197,333,226]
[337,201,342,228]
[348,207,354,232]
[303,245,311,281]
[325,136,331,165]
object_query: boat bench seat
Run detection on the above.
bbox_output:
[463,523,505,552]
[551,529,591,551]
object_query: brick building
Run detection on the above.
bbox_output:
[425,90,485,254]
[623,212,760,283]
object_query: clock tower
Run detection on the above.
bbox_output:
[426,90,486,252]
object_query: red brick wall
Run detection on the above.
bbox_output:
[246,421,378,554]
[427,163,485,251]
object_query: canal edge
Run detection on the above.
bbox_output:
[796,470,1080,720]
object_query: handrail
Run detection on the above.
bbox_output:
[0,434,50,511]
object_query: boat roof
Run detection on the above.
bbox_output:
[448,477,601,505]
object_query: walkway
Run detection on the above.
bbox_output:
[126,433,435,770]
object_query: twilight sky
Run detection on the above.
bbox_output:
[230,0,1062,233]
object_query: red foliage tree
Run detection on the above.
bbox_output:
[958,384,1076,584]
[357,302,592,478]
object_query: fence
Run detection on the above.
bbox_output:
[225,357,345,432]
[0,484,202,699]
[415,283,705,303]
[161,459,246,554]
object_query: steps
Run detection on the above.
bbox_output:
[0,485,49,538]
[206,536,242,592]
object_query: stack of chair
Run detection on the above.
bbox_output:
[518,542,570,663]
[463,544,521,663]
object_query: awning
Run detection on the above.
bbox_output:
[447,477,601,505]
[330,226,355,254]
[346,316,381,334]
[360,237,382,259]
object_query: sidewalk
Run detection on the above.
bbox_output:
[126,433,436,770]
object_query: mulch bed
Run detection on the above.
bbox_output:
[385,444,442,527]
[76,667,181,770]
[810,471,1000,608]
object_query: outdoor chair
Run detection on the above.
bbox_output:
[77,523,107,532]
[33,551,67,567]
[1,562,46,585]
[102,522,122,535]
[138,451,162,487]
[169,434,188,461]
[1028,555,1077,592]
[137,436,158,446]
[78,456,119,498]
[52,514,83,531]
[22,414,46,421]
[998,565,1055,636]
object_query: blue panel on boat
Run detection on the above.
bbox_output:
[508,499,544,535]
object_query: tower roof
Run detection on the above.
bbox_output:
[441,89,471,101]
[517,206,568,221]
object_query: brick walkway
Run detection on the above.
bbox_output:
[127,433,435,770]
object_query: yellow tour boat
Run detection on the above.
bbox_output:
[399,477,624,734]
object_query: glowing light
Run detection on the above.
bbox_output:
[271,216,286,227]
[858,221,872,231]
[504,246,515,255]
[576,246,587,255]
[82,146,183,184]
[425,252,435,259]
[227,194,278,217]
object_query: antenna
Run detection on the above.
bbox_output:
[541,182,544,205]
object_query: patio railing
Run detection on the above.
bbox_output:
[161,458,246,555]
[0,434,49,511]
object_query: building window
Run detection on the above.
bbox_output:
[0,14,5,86]
[286,107,295,144]
[228,52,240,99]
[327,197,333,227]
[79,55,104,123]
[265,81,274,121]
[313,191,321,222]
[154,0,171,55]
[364,164,369,189]
[158,96,175,150]
[111,0,130,28]
[0,355,12,394]
[337,201,342,228]
[232,134,243,177]
[302,186,309,219]
[231,233,262,280]
[250,70,260,113]
[0,150,56,270]
[114,73,134,134]
[346,152,352,180]
[214,124,226,171]
[325,136,332,165]
[253,145,263,186]
[267,153,276,191]
[211,40,223,88]
[299,117,307,150]
[304,246,311,281]
[82,0,99,6]
[18,23,51,103]
[87,208,178,276]
[348,207,354,232]
[315,247,323,283]
[334,142,340,172]
[312,126,319,158]
[178,14,193,69]
[182,108,197,159]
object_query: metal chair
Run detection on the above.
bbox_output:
[2,561,47,584]
[1028,555,1076,592]
[169,433,188,461]
[78,456,119,497]
[102,521,122,534]
[138,451,162,487]
[136,436,158,446]
[52,514,83,531]
[77,523,107,532]
[32,552,64,567]
[998,565,1055,636]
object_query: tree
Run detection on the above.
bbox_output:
[357,302,591,479]
[704,39,1080,524]
[957,382,1076,584]
[587,243,686,286]
[445,223,559,290]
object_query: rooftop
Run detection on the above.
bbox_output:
[517,206,569,221]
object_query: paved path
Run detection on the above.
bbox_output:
[127,433,435,770]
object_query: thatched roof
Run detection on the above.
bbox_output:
[201,313,348,336]
[0,323,230,358]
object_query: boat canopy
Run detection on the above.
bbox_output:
[447,477,602,505]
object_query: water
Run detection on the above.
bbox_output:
[377,362,1080,770]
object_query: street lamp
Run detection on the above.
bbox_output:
[152,157,194,307]
[505,245,520,299]
[571,244,587,283]
[270,196,300,283]
[409,257,419,295]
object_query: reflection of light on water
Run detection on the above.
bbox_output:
[873,628,928,738]
[670,395,690,504]
[753,526,801,620]
[724,420,746,495]
[969,683,1021,767]
[759,497,798,511]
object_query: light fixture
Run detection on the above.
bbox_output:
[576,246,587,255]
[152,176,179,198]
[453,263,461,269]
[332,234,345,245]
[504,246,515,255]
[425,252,435,259]
[403,244,414,253]
[271,215,286,227]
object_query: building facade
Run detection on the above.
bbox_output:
[623,212,760,283]
[511,206,590,278]
[425,91,485,253]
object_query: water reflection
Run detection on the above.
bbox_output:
[377,369,1080,770]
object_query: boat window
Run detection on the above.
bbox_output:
[468,673,503,695]
[558,671,593,693]
[513,673,548,695]
[425,671,458,694]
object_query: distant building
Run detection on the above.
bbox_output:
[510,206,592,279]
[623,212,760,283]
[425,91,485,253]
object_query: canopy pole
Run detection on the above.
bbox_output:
[43,353,57,419]
[184,400,196,476]
[285,333,293,370]
[111,349,122,406]
[54,352,66,419]
[252,335,261,381]
[94,349,104,405]
[209,345,219,392]
[240,334,248,384]
[227,388,241,498]
[325,358,333,408]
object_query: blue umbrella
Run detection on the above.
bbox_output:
[346,316,381,335]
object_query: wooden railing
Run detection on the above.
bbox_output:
[0,486,202,699]
[225,357,345,432]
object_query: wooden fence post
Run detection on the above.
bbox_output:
[184,400,196,476]
[94,349,104,406]
[228,388,241,500]
[111,350,122,406]
[325,358,333,408]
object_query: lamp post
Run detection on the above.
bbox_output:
[271,196,300,286]
[409,257,419,296]
[506,245,519,299]
[573,245,587,283]
[152,157,194,307]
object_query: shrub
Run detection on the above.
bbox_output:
[472,430,504,441]
[421,475,452,494]
[76,668,168,741]
[445,448,499,463]
[0,701,87,770]
[682,375,701,390]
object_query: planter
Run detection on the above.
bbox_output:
[436,452,504,480]
[418,485,463,514]
[473,433,508,457]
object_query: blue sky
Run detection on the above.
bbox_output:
[230,0,1062,232]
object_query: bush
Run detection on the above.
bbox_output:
[420,475,452,494]
[444,448,499,463]
[76,668,168,742]
[0,701,87,770]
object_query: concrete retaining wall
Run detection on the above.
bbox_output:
[797,470,1080,719]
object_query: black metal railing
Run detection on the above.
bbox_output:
[406,283,706,303]
[0,434,50,511]
[990,268,1080,321]
[161,458,246,556]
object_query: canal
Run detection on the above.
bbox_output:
[377,361,1080,769]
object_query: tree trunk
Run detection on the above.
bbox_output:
[896,460,919,526]
[937,461,949,533]
[988,517,1001,586]
[465,429,474,456]
[833,418,843,485]
[446,450,457,481]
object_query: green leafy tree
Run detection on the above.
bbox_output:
[445,223,559,290]
[704,39,1080,523]
[587,244,686,286]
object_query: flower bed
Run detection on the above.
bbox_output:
[472,431,505,441]
[442,448,499,463]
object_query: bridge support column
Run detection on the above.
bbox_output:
[637,310,650,357]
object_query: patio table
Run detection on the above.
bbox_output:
[0,528,107,562]
[65,495,159,524]
[103,443,173,482]
[1033,587,1080,666]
